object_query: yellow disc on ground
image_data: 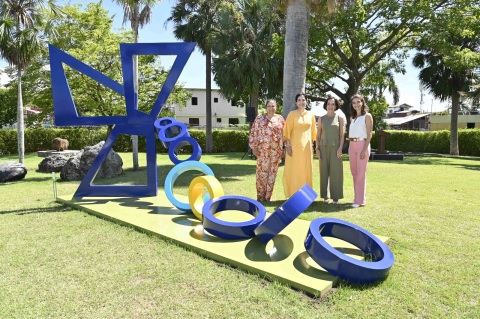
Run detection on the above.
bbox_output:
[188,175,224,220]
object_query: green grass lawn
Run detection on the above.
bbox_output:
[1,152,479,318]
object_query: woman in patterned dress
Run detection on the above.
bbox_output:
[248,99,285,201]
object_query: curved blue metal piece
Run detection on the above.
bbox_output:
[304,217,395,283]
[168,136,202,164]
[164,161,214,212]
[202,196,267,240]
[153,117,176,134]
[254,184,317,243]
[157,121,189,149]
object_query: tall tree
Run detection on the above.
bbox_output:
[211,0,284,117]
[114,0,161,171]
[306,0,457,121]
[413,49,477,155]
[413,0,480,155]
[277,0,339,118]
[0,0,61,163]
[168,0,229,153]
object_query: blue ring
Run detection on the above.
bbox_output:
[202,195,267,240]
[254,184,317,243]
[304,217,395,283]
[168,136,202,164]
[157,121,189,149]
[153,117,176,134]
[164,161,214,212]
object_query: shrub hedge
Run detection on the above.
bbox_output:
[0,128,478,156]
[370,129,479,156]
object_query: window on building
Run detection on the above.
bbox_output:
[214,97,218,103]
[216,118,222,123]
[231,99,236,106]
[191,97,198,105]
[229,118,239,126]
[467,122,475,129]
[189,118,200,126]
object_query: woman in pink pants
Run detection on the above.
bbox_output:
[348,94,373,208]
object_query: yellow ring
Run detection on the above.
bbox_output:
[188,175,224,220]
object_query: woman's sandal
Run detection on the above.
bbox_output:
[323,199,329,204]
[332,201,339,205]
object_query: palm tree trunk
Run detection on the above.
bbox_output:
[450,91,460,155]
[205,49,213,153]
[282,0,310,118]
[17,66,25,164]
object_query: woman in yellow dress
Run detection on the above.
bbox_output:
[283,93,317,198]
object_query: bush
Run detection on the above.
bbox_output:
[377,129,480,156]
[1,127,479,156]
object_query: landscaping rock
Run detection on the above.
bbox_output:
[0,162,28,183]
[60,141,123,181]
[38,155,68,173]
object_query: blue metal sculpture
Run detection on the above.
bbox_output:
[304,217,395,283]
[164,160,214,212]
[49,43,196,197]
[254,184,317,243]
[202,196,267,240]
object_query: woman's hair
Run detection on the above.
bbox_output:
[323,97,340,111]
[265,99,277,107]
[350,94,368,118]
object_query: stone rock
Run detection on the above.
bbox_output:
[60,141,123,181]
[0,162,28,183]
[38,155,68,173]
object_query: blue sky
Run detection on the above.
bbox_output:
[0,0,448,112]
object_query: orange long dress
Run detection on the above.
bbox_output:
[248,114,285,201]
[283,109,317,198]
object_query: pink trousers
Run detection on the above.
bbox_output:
[348,140,370,205]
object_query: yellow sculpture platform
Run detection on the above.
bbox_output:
[57,193,389,296]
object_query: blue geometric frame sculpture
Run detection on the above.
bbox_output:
[49,42,196,197]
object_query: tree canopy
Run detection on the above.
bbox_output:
[211,0,284,115]
[413,0,480,155]
[306,0,468,120]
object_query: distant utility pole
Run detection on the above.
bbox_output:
[419,82,425,113]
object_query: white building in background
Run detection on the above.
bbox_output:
[386,103,415,114]
[0,67,9,88]
[173,88,247,128]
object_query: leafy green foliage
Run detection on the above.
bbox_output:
[366,97,389,131]
[0,0,63,163]
[412,0,480,156]
[211,0,284,110]
[0,87,17,127]
[306,0,460,119]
